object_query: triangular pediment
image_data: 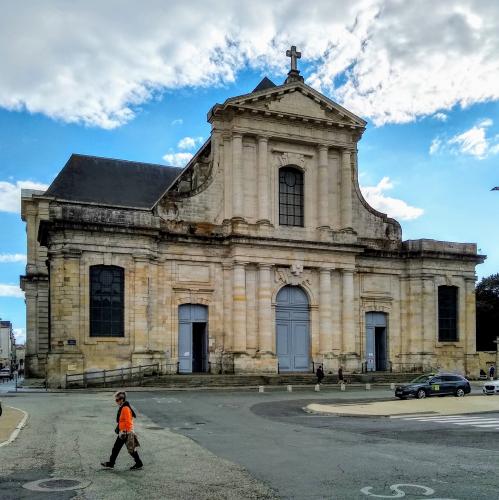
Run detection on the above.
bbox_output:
[221,81,366,127]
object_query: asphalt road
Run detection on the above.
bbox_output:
[1,387,498,499]
[132,388,499,499]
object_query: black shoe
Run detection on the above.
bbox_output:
[130,463,143,470]
[101,462,114,469]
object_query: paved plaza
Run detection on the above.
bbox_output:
[1,386,499,499]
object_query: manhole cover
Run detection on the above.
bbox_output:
[23,478,91,492]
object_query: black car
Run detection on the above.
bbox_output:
[395,373,471,399]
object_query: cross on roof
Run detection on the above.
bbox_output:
[286,45,301,72]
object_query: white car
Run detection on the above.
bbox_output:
[483,380,499,395]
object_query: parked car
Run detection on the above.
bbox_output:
[483,380,499,395]
[0,368,11,380]
[395,373,471,399]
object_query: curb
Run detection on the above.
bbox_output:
[0,406,29,448]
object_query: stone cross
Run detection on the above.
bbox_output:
[286,45,301,72]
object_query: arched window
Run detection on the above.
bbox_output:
[90,265,124,337]
[279,166,304,227]
[438,285,458,342]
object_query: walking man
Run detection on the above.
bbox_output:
[101,391,143,470]
[489,364,496,381]
[316,364,325,384]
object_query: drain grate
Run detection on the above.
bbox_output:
[145,426,163,430]
[23,478,91,492]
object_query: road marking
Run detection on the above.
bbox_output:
[394,414,499,430]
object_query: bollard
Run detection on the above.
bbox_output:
[314,384,320,392]
[340,383,346,391]
[390,383,395,390]
[366,383,371,390]
[258,386,265,393]
[287,385,293,392]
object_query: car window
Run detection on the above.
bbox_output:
[431,377,443,384]
[411,375,431,383]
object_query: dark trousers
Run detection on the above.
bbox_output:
[109,436,142,466]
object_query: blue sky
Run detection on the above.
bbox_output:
[1,1,498,342]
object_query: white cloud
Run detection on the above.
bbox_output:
[162,152,193,168]
[0,254,26,263]
[0,180,49,213]
[0,284,24,298]
[448,125,489,158]
[361,177,424,221]
[171,118,183,126]
[1,1,499,128]
[429,138,441,155]
[429,118,499,159]
[177,136,204,150]
[13,328,26,343]
[433,113,448,122]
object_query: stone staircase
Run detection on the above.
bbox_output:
[139,372,416,389]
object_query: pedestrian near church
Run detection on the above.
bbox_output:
[338,366,344,384]
[101,391,143,470]
[316,365,325,384]
[489,365,495,380]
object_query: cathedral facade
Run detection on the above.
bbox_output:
[21,53,484,387]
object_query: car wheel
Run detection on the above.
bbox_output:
[416,389,427,399]
[455,387,465,397]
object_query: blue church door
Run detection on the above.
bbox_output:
[365,312,388,372]
[276,286,310,372]
[178,304,208,373]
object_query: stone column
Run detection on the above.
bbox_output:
[232,262,247,352]
[342,269,356,353]
[317,145,329,229]
[133,256,150,354]
[257,136,270,223]
[257,264,273,353]
[232,133,243,219]
[341,149,353,229]
[319,268,332,353]
[26,209,38,274]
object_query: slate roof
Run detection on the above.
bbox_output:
[45,154,181,209]
[252,76,277,92]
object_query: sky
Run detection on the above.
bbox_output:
[0,0,498,344]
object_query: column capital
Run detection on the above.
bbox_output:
[232,132,243,139]
[258,135,269,143]
[258,263,273,270]
[318,144,329,152]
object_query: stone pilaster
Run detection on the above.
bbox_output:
[464,276,479,377]
[341,269,355,354]
[257,136,270,224]
[232,262,247,352]
[257,264,273,354]
[222,263,233,351]
[319,268,332,353]
[246,266,257,353]
[422,277,435,353]
[232,133,243,219]
[317,145,329,229]
[341,149,353,229]
[331,269,341,354]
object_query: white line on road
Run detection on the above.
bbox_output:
[0,406,29,448]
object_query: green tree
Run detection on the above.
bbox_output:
[476,273,499,351]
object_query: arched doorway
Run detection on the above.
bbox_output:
[178,304,208,374]
[365,312,388,371]
[276,286,310,372]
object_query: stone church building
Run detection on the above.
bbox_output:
[21,49,484,387]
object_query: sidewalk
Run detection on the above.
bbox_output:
[307,394,499,417]
[0,405,27,446]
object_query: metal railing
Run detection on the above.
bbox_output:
[66,363,162,388]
